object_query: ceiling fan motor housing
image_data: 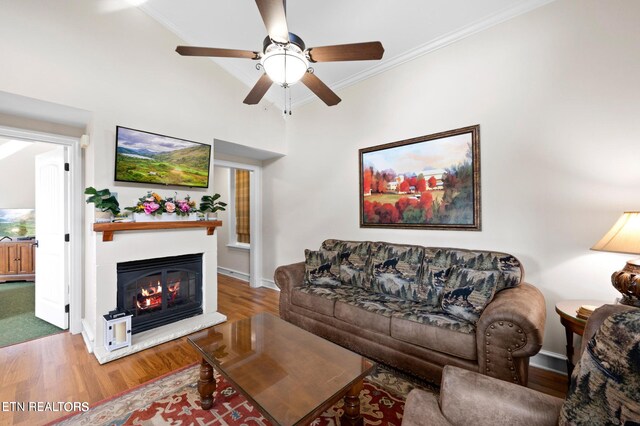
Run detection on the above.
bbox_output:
[262,33,306,52]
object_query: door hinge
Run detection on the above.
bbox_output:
[64,233,70,242]
[64,163,70,171]
[65,304,70,313]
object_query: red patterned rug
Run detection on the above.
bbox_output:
[52,364,431,425]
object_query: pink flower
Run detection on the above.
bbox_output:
[143,202,160,214]
[165,202,176,213]
[179,202,190,212]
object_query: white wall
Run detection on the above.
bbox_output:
[263,0,640,355]
[0,0,285,337]
[0,141,57,208]
[213,166,250,277]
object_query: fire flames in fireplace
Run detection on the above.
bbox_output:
[136,280,181,311]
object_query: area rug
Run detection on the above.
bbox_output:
[0,281,63,348]
[52,363,435,425]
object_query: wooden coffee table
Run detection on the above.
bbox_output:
[187,312,375,426]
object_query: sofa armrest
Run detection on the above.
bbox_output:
[403,389,452,426]
[438,366,563,426]
[476,282,546,385]
[273,262,305,320]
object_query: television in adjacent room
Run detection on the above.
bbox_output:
[114,126,212,188]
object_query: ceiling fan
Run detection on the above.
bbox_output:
[176,0,384,107]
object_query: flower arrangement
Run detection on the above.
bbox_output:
[125,192,197,216]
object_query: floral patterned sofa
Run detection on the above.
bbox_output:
[274,239,547,385]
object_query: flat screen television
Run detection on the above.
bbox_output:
[114,126,212,188]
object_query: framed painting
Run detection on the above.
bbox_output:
[359,125,481,230]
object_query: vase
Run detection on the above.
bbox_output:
[205,213,218,221]
[95,210,113,223]
[133,212,198,222]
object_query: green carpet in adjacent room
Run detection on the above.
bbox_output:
[0,281,63,348]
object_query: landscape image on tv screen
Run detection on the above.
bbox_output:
[115,126,211,188]
[0,209,36,238]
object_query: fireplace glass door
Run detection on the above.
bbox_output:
[117,254,203,334]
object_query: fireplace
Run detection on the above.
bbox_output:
[117,254,203,334]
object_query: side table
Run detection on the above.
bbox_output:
[554,300,606,380]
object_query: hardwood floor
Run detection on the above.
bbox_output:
[0,275,566,425]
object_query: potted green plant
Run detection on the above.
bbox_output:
[199,194,227,220]
[85,187,120,223]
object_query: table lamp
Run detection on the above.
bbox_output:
[591,211,640,307]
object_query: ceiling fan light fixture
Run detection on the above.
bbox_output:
[261,43,309,87]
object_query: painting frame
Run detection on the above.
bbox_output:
[359,125,481,231]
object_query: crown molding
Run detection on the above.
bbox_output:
[290,0,556,109]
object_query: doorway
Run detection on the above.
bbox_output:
[0,125,82,341]
[213,159,262,288]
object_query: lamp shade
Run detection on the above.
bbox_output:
[261,45,308,86]
[591,211,640,255]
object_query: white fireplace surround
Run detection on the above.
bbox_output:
[83,226,226,364]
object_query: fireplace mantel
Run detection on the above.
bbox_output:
[93,220,222,242]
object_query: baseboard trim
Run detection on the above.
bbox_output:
[259,278,280,291]
[530,349,567,375]
[217,267,250,282]
[81,319,94,354]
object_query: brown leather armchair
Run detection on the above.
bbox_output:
[402,304,639,426]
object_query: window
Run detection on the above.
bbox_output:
[234,169,250,244]
[228,168,251,249]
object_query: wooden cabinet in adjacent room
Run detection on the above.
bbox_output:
[0,242,36,282]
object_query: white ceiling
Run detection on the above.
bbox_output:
[140,0,553,109]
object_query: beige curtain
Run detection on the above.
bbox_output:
[235,169,250,244]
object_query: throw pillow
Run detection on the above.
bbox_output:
[337,241,372,288]
[417,248,479,305]
[369,243,424,299]
[440,267,501,324]
[304,249,341,287]
[559,309,640,425]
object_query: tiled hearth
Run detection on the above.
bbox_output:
[83,226,226,364]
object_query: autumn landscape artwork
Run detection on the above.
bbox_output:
[360,125,480,230]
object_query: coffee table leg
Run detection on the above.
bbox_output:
[198,358,216,410]
[341,379,364,426]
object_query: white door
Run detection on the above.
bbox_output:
[35,146,69,329]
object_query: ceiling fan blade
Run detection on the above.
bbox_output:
[243,74,273,105]
[176,46,259,59]
[307,41,384,63]
[301,72,341,106]
[255,0,289,44]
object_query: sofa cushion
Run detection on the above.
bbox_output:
[463,251,523,292]
[441,267,500,324]
[560,309,640,426]
[369,243,424,299]
[320,239,345,251]
[304,249,341,287]
[334,292,414,335]
[391,306,477,360]
[291,285,362,316]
